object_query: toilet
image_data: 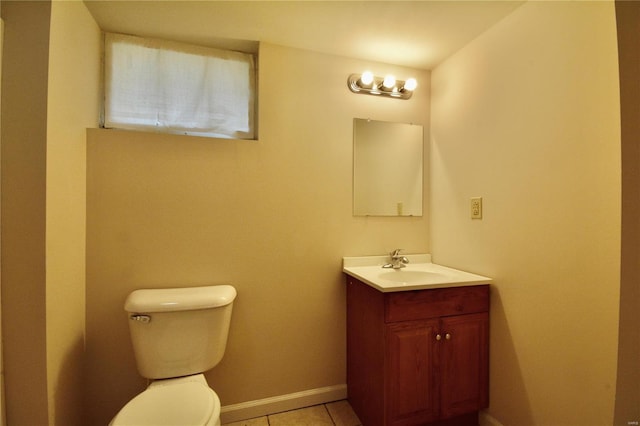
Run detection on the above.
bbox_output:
[110,285,237,426]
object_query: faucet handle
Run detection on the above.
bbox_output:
[390,249,403,258]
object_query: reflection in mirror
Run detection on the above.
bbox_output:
[353,118,423,216]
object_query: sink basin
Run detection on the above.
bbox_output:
[343,254,492,292]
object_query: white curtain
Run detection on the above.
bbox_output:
[104,33,255,139]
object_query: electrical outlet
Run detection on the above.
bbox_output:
[471,197,483,219]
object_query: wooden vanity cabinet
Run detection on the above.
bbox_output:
[347,277,489,426]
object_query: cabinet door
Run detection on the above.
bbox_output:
[386,319,440,426]
[440,312,489,419]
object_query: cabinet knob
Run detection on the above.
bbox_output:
[445,333,451,340]
[436,334,442,341]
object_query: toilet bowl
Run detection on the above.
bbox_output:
[110,374,221,426]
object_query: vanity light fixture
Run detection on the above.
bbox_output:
[348,72,417,100]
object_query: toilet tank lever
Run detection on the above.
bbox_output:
[130,314,151,324]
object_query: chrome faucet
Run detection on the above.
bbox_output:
[383,249,410,269]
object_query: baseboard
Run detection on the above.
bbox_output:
[479,410,505,426]
[220,384,348,423]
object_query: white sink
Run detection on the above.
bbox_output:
[343,254,492,292]
[378,270,446,282]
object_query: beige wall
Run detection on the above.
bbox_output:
[85,42,431,424]
[46,0,100,424]
[431,2,621,425]
[614,1,640,424]
[1,2,51,423]
[1,1,99,424]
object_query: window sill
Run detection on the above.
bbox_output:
[95,126,258,143]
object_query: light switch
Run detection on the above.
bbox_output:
[471,197,482,219]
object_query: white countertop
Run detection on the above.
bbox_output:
[343,254,492,292]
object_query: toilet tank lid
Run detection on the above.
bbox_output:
[125,285,237,313]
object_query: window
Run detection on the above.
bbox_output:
[103,33,256,139]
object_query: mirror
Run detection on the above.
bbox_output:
[353,118,423,216]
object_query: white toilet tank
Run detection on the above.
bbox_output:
[125,285,237,379]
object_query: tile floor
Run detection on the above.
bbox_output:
[222,400,362,426]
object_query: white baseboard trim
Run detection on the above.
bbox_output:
[479,410,505,426]
[220,384,348,424]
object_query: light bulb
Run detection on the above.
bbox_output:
[403,78,417,91]
[360,71,374,86]
[382,75,396,89]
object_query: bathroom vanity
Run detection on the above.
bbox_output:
[343,255,492,426]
